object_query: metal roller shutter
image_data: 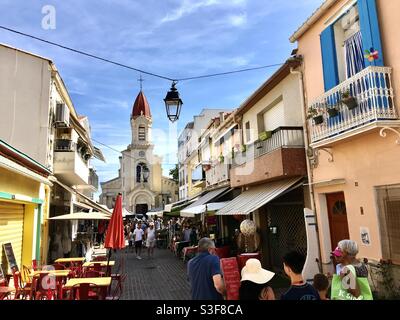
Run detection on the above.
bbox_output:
[0,201,24,272]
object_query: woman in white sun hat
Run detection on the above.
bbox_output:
[239,259,276,300]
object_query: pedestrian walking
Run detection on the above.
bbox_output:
[146,222,156,258]
[187,237,225,300]
[134,222,144,259]
[281,251,320,300]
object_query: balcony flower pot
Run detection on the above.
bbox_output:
[313,115,324,125]
[240,145,247,153]
[341,90,358,110]
[218,155,224,163]
[255,140,263,149]
[259,131,272,141]
[327,108,339,117]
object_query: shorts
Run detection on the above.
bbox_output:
[129,240,133,247]
[146,239,156,248]
[135,240,142,248]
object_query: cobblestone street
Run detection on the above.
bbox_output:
[119,248,191,300]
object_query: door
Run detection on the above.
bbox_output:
[326,192,350,251]
[135,204,148,215]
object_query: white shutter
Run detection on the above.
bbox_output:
[263,100,284,132]
[0,201,24,272]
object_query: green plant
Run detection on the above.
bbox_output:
[259,131,272,141]
[218,154,224,163]
[240,144,246,153]
[367,259,400,300]
[307,106,319,119]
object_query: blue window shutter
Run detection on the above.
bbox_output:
[320,25,339,91]
[358,0,384,66]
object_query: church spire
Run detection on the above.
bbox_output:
[131,90,152,119]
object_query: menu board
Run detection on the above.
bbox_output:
[0,264,5,283]
[2,243,18,272]
[220,257,241,300]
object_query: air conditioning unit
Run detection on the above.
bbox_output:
[55,103,70,127]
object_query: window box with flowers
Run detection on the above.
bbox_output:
[307,106,324,125]
[341,90,358,110]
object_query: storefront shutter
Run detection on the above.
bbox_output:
[320,25,339,91]
[0,201,24,272]
[358,0,384,66]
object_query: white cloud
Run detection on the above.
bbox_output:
[161,0,219,23]
[229,13,247,27]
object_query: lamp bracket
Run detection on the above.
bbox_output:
[308,147,334,168]
[379,127,400,145]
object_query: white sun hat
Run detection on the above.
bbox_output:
[240,259,275,284]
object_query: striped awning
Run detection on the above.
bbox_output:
[181,187,230,214]
[216,177,304,215]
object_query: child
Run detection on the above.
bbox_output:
[313,273,330,300]
[281,251,320,300]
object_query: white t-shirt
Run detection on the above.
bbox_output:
[147,228,156,241]
[133,228,144,241]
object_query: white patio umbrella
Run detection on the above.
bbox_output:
[48,211,111,220]
[180,202,230,218]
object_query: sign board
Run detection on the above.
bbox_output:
[0,264,5,284]
[2,243,18,272]
[220,257,241,300]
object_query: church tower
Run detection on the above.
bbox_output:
[131,90,152,145]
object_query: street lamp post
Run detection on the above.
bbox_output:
[164,81,183,122]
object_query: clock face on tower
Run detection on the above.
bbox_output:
[139,151,145,158]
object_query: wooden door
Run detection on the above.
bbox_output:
[135,204,148,215]
[326,192,349,251]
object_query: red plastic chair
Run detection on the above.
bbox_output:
[12,269,33,300]
[92,256,107,261]
[83,270,103,278]
[52,263,66,270]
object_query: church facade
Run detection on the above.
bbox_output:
[100,91,178,214]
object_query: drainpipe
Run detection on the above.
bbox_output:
[290,66,323,273]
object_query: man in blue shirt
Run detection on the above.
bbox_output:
[187,238,225,300]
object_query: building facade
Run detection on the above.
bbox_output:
[100,91,178,214]
[0,43,106,265]
[290,0,400,270]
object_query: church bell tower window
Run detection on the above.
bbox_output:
[138,126,146,141]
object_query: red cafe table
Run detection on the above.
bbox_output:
[237,252,261,271]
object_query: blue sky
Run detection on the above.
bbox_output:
[0,0,321,194]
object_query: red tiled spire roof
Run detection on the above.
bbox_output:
[131,91,151,119]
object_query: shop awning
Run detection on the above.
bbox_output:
[48,211,111,220]
[216,177,304,215]
[146,208,164,217]
[181,187,230,214]
[164,196,199,213]
[180,202,230,218]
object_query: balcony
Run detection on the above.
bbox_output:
[205,161,230,188]
[89,168,99,190]
[53,139,89,186]
[230,127,306,188]
[309,66,398,147]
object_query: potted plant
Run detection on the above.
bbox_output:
[259,131,272,141]
[240,144,247,153]
[327,105,339,117]
[341,90,358,110]
[218,154,224,163]
[307,106,323,125]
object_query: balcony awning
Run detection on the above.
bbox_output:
[181,202,230,218]
[216,177,304,215]
[181,187,230,215]
[93,146,106,162]
[49,176,112,215]
[48,211,110,220]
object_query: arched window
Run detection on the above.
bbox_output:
[136,162,149,183]
[138,126,146,141]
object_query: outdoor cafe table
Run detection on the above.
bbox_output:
[31,270,72,299]
[63,277,112,300]
[82,261,115,268]
[55,257,85,264]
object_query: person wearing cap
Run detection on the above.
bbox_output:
[332,240,368,278]
[239,259,276,300]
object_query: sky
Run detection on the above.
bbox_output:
[0,0,322,196]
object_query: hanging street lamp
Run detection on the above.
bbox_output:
[164,81,183,122]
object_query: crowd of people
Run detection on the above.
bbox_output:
[187,237,370,301]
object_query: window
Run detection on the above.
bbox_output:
[245,121,250,143]
[376,186,400,263]
[138,126,146,141]
[320,0,384,91]
[136,162,149,183]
